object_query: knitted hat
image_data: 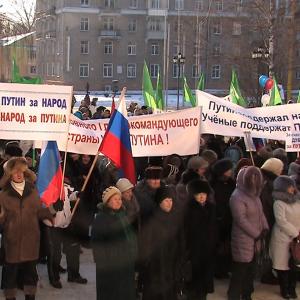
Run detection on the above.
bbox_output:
[201,150,218,165]
[116,178,134,193]
[261,158,284,177]
[155,186,174,204]
[187,156,209,171]
[145,166,163,179]
[212,159,233,177]
[102,186,121,204]
[5,145,22,157]
[273,176,296,193]
[181,170,199,185]
[187,179,210,196]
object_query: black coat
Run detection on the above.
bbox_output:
[260,169,277,229]
[91,206,137,300]
[143,208,183,300]
[210,176,235,241]
[185,199,217,295]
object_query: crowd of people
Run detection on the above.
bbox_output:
[0,130,300,300]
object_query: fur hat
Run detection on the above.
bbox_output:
[273,176,296,193]
[0,157,36,188]
[187,179,210,196]
[288,162,300,177]
[187,156,209,172]
[181,170,199,185]
[273,148,287,158]
[212,159,233,177]
[116,178,134,193]
[261,158,284,177]
[201,150,218,165]
[5,145,22,157]
[145,166,163,179]
[102,186,121,204]
[155,186,174,204]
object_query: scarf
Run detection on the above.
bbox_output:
[11,180,25,196]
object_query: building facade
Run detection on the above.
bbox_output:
[35,0,300,99]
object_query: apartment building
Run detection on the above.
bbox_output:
[35,0,300,98]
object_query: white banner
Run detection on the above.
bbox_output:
[42,106,202,157]
[196,90,300,152]
[0,83,73,142]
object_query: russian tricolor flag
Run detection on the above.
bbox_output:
[37,141,64,207]
[99,94,136,184]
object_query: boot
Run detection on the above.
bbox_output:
[289,271,298,299]
[277,270,291,299]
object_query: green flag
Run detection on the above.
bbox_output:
[183,76,196,107]
[155,71,164,110]
[142,61,157,109]
[230,69,247,107]
[197,72,205,91]
[12,58,42,84]
[269,77,282,106]
[297,90,300,104]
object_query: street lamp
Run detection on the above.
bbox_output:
[173,52,185,110]
[251,46,269,106]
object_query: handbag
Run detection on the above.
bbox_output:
[290,237,300,269]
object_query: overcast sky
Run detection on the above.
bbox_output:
[0,0,36,19]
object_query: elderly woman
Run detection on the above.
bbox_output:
[228,166,269,300]
[270,176,300,299]
[91,186,137,300]
[0,157,62,300]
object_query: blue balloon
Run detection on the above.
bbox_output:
[259,75,269,88]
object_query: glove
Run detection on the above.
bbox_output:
[52,199,64,212]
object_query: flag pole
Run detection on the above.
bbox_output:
[70,87,127,220]
[59,87,74,200]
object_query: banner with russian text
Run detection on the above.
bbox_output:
[196,90,300,152]
[0,83,73,141]
[43,106,202,157]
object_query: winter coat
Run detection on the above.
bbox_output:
[260,169,278,229]
[123,193,140,228]
[143,208,183,300]
[185,198,218,294]
[0,182,53,263]
[91,205,137,300]
[210,176,235,241]
[230,166,269,263]
[269,192,300,270]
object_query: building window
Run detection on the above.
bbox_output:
[233,22,241,35]
[212,43,221,56]
[150,64,159,78]
[127,63,137,78]
[192,65,201,78]
[175,0,184,10]
[151,43,159,55]
[79,63,89,77]
[29,66,37,74]
[80,17,89,31]
[296,69,300,80]
[81,0,89,6]
[103,63,113,77]
[128,42,136,55]
[172,64,183,78]
[211,65,221,79]
[28,46,37,60]
[103,17,114,30]
[195,0,203,10]
[104,41,113,54]
[104,0,115,8]
[150,0,160,9]
[129,0,138,8]
[296,32,300,40]
[235,0,243,12]
[128,19,137,32]
[175,21,183,33]
[80,41,89,54]
[149,18,161,31]
[212,21,221,34]
[215,0,223,11]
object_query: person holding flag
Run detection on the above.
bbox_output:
[0,157,63,300]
